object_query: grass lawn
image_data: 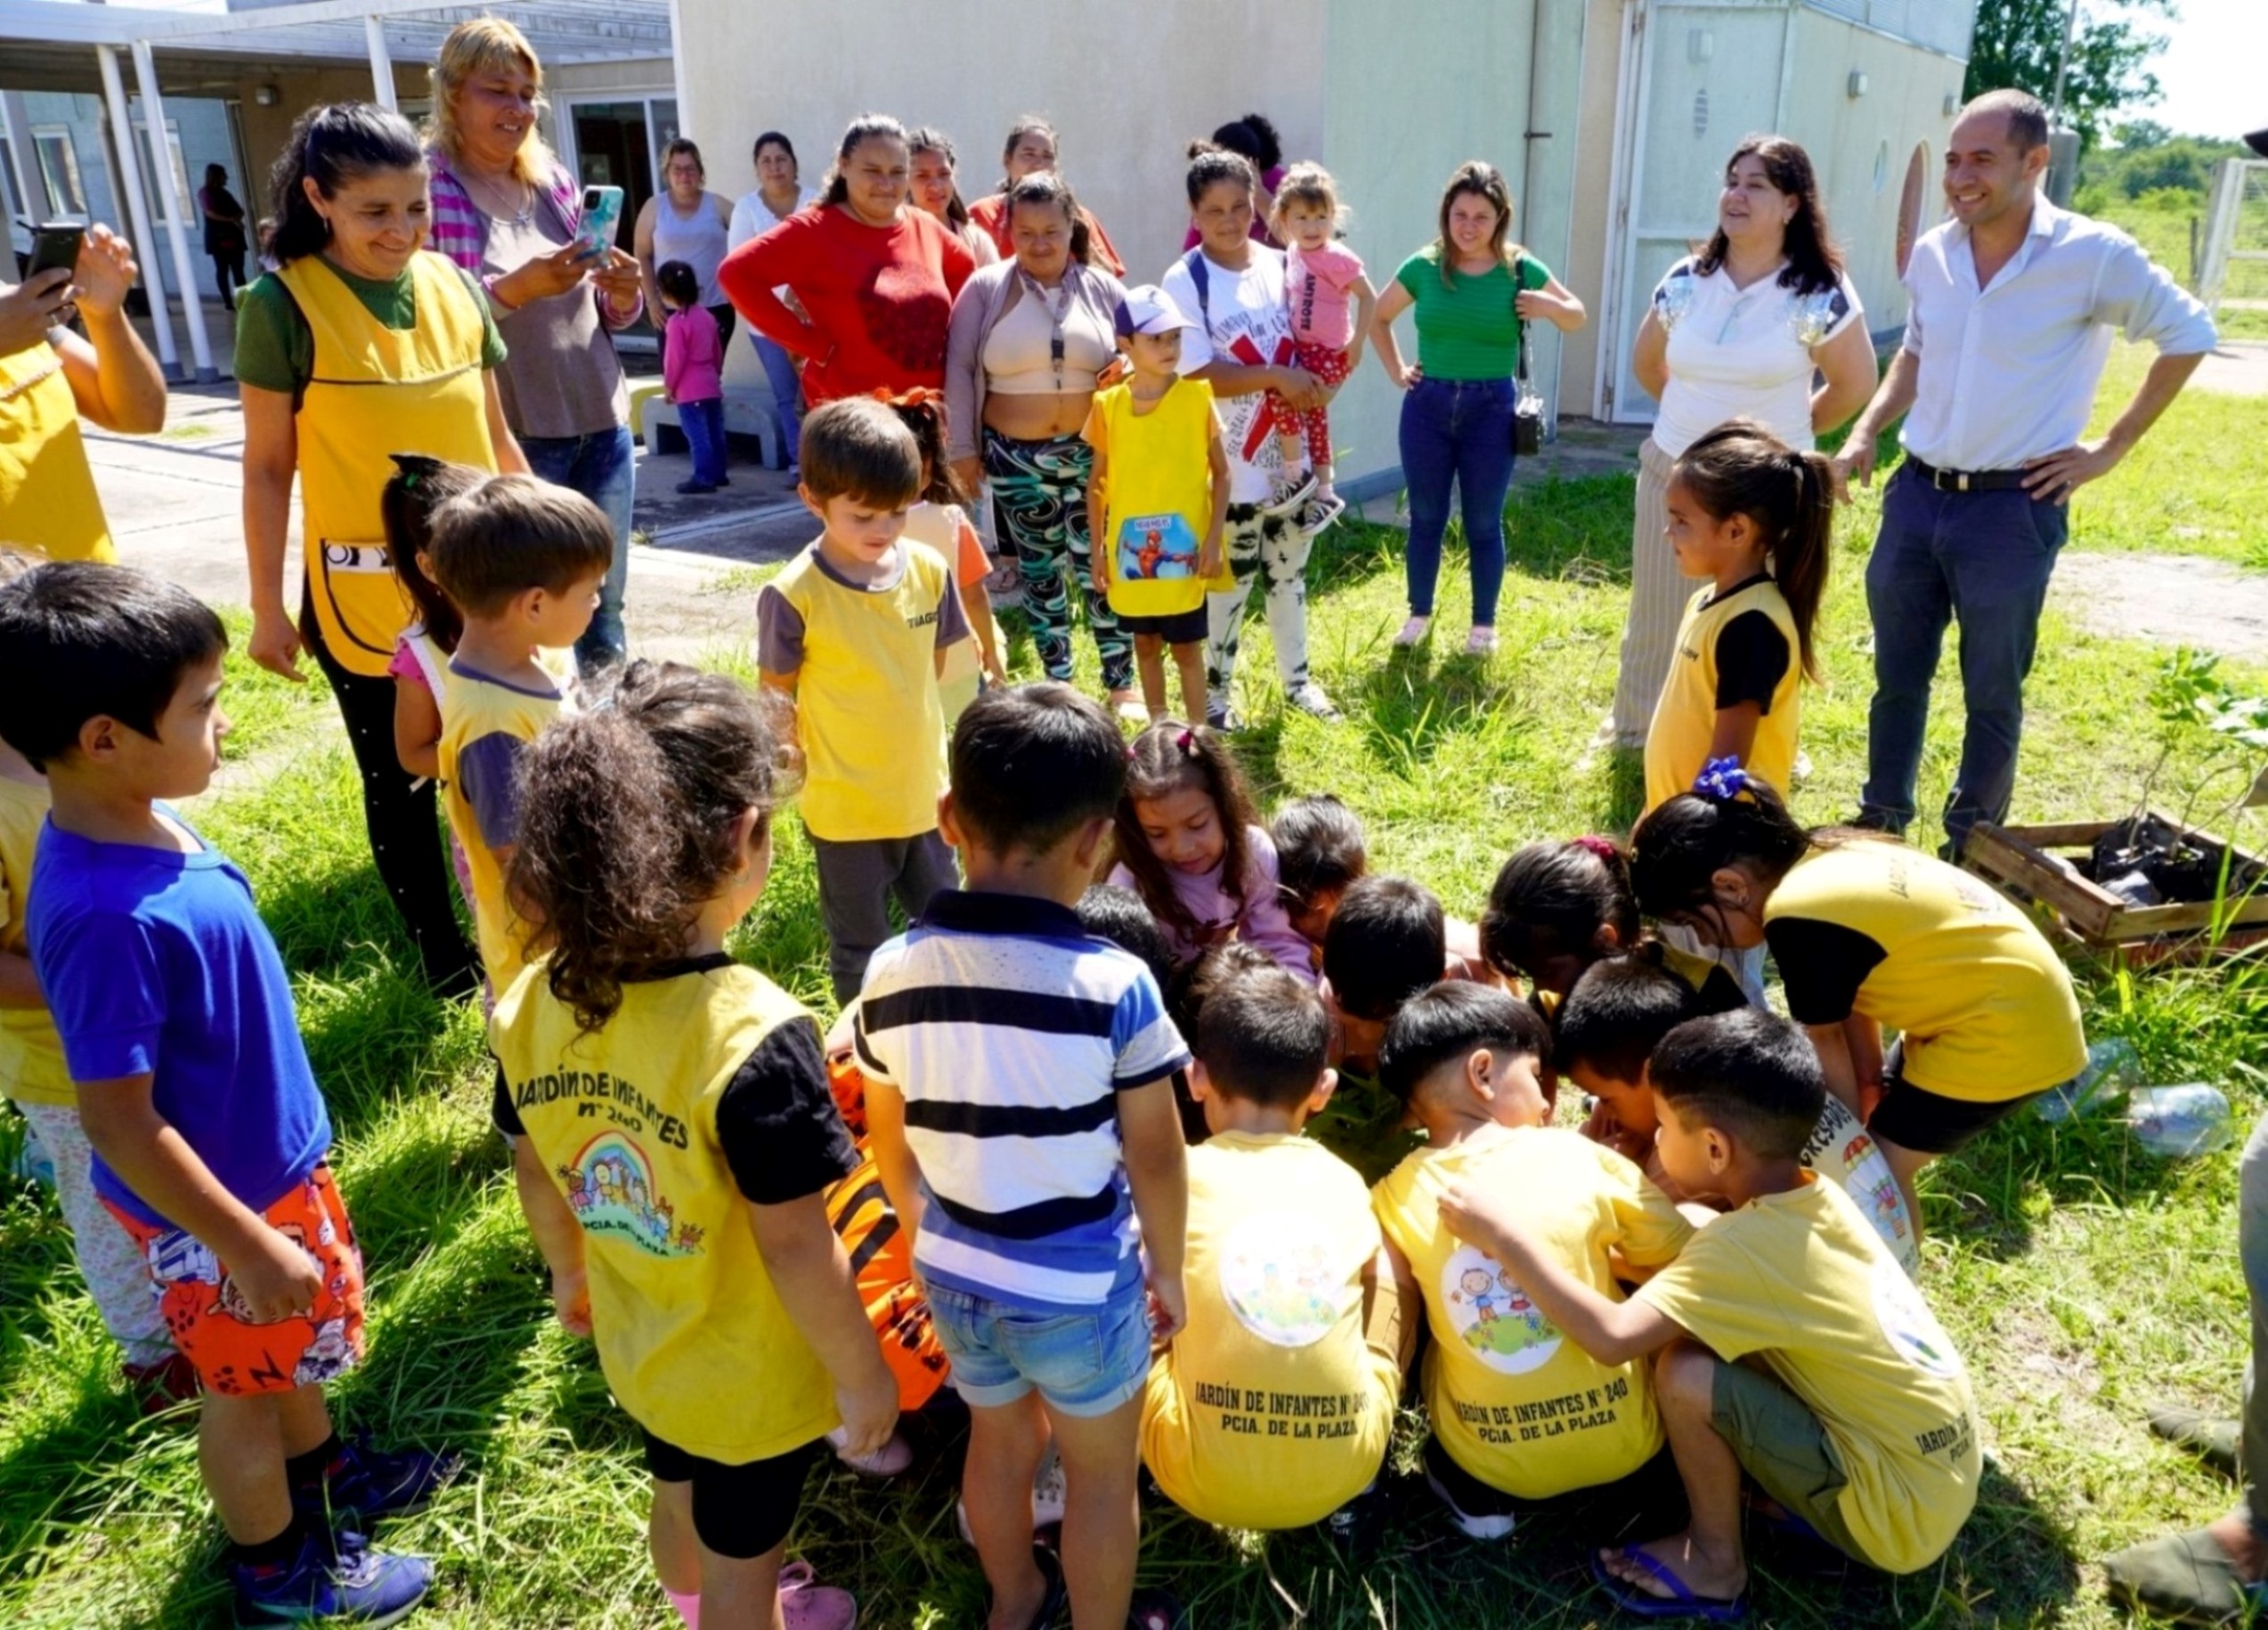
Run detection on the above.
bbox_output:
[5,400,2268,1627]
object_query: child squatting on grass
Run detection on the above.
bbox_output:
[0,561,453,1627]
[1440,1007,1983,1617]
[495,660,892,1630]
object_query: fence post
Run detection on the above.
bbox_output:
[2199,158,2241,313]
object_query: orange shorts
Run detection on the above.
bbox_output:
[106,1163,367,1397]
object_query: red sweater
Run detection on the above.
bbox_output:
[719,204,976,402]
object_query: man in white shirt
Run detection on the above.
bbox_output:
[1832,88,2216,855]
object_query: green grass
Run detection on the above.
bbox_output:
[2093,194,2268,343]
[2062,345,2268,571]
[5,439,2268,1626]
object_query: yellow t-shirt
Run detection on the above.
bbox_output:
[1766,842,2087,1101]
[1082,377,1229,620]
[1644,576,1801,814]
[1803,1093,1919,1276]
[1372,1125,1692,1498]
[0,775,69,1107]
[438,655,571,985]
[1635,1174,1981,1573]
[492,955,843,1464]
[0,337,113,563]
[760,542,955,843]
[1142,1131,1400,1529]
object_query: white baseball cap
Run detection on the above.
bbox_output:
[1116,285,1197,337]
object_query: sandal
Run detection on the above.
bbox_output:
[989,1545,1067,1630]
[2104,1527,2268,1626]
[2151,1407,2243,1480]
[1108,689,1150,725]
[1589,1545,1749,1622]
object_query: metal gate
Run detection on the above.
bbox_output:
[2199,158,2268,324]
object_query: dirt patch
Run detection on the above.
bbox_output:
[2051,552,2268,665]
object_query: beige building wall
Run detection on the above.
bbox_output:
[1563,0,1630,418]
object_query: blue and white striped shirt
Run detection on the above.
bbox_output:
[856,890,1190,1312]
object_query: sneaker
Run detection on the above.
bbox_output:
[1107,689,1150,725]
[1285,682,1342,722]
[955,1442,1069,1544]
[1259,468,1319,518]
[1392,615,1431,648]
[123,1350,201,1415]
[295,1436,460,1527]
[1322,1480,1386,1559]
[714,474,733,488]
[1465,626,1499,656]
[1293,492,1345,532]
[232,1527,432,1627]
[827,1425,914,1479]
[778,1561,858,1630]
[984,557,1024,609]
[1204,697,1243,732]
[674,479,718,496]
[1426,1465,1516,1542]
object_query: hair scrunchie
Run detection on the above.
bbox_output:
[1571,834,1622,864]
[1691,757,1753,802]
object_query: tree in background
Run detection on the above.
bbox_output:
[1964,0,2175,148]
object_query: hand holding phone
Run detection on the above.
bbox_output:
[576,185,624,262]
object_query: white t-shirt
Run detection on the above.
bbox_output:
[1648,256,1862,457]
[1161,246,1297,507]
[728,184,821,304]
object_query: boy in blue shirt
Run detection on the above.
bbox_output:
[0,562,451,1627]
[859,682,1190,1630]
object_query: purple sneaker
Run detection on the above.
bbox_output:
[232,1527,432,1627]
[294,1435,461,1526]
[779,1561,858,1630]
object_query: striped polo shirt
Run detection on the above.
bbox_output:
[854,890,1191,1313]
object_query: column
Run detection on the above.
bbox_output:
[366,16,398,113]
[131,37,215,382]
[93,44,178,377]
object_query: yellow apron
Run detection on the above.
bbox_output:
[280,251,494,677]
[0,337,114,561]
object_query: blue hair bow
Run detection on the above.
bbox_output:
[1692,757,1752,801]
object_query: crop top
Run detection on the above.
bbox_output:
[980,274,1116,395]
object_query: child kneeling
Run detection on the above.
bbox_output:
[1371,985,1692,1539]
[1442,1009,1981,1616]
[1142,960,1407,1532]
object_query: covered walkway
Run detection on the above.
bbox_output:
[0,0,674,380]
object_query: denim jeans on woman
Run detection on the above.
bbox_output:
[521,425,636,669]
[749,332,805,466]
[1398,375,1515,627]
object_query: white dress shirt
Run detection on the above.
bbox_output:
[1898,197,2216,471]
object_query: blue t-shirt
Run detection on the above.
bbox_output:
[28,815,331,1227]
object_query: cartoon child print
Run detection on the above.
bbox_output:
[1442,1245,1565,1375]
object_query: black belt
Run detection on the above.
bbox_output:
[1906,457,2029,494]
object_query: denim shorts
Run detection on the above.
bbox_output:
[925,1279,1151,1417]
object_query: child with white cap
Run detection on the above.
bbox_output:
[1082,286,1231,723]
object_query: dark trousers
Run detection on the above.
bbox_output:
[809,828,958,1005]
[210,251,246,309]
[302,594,479,1000]
[1860,463,2069,850]
[679,396,728,487]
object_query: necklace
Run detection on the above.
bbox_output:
[460,165,535,228]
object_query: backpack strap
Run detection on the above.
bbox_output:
[1180,246,1210,328]
[1512,251,1532,384]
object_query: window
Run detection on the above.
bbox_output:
[32,127,85,216]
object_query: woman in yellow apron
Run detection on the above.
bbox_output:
[238,102,524,997]
[0,222,167,559]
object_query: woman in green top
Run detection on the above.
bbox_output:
[1370,161,1584,655]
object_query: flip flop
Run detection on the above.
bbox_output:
[2104,1527,2268,1626]
[2150,1407,2243,1481]
[1590,1545,1750,1622]
[996,1546,1067,1630]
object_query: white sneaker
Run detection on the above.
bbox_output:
[1294,492,1345,532]
[1285,681,1342,722]
[1260,468,1320,517]
[1393,615,1431,648]
[1465,626,1499,656]
[1426,1466,1516,1541]
[954,1442,1068,1543]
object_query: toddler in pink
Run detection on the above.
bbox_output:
[658,259,728,494]
[1270,163,1378,515]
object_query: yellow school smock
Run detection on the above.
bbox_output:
[280,251,495,677]
[1636,1174,1981,1573]
[0,776,69,1107]
[1765,842,2087,1102]
[1372,1124,1691,1499]
[492,956,842,1464]
[1645,576,1801,814]
[0,337,112,562]
[1083,378,1229,620]
[1141,1132,1399,1529]
[438,656,570,985]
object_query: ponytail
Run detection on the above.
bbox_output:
[508,661,786,1034]
[266,101,425,265]
[1671,419,1835,683]
[873,388,966,507]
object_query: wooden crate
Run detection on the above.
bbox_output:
[1962,813,2268,948]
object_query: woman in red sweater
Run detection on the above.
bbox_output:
[719,113,977,403]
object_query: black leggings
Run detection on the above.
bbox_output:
[211,250,247,309]
[301,595,478,999]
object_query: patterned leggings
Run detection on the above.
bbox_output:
[1206,501,1315,709]
[983,426,1134,693]
[18,1102,175,1366]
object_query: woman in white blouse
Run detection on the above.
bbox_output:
[727,130,819,469]
[1603,136,1878,750]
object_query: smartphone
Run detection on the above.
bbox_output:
[576,186,624,262]
[27,222,84,281]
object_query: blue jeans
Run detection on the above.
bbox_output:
[1860,464,2068,848]
[1398,375,1515,626]
[521,424,635,669]
[679,396,727,488]
[924,1279,1151,1417]
[749,332,805,466]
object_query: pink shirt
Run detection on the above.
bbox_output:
[1107,824,1318,984]
[1286,239,1365,350]
[663,304,724,403]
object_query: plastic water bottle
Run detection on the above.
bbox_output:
[2036,1038,2144,1123]
[2126,1083,2234,1157]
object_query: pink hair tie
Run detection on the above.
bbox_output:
[1175,728,1196,754]
[1572,835,1622,864]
